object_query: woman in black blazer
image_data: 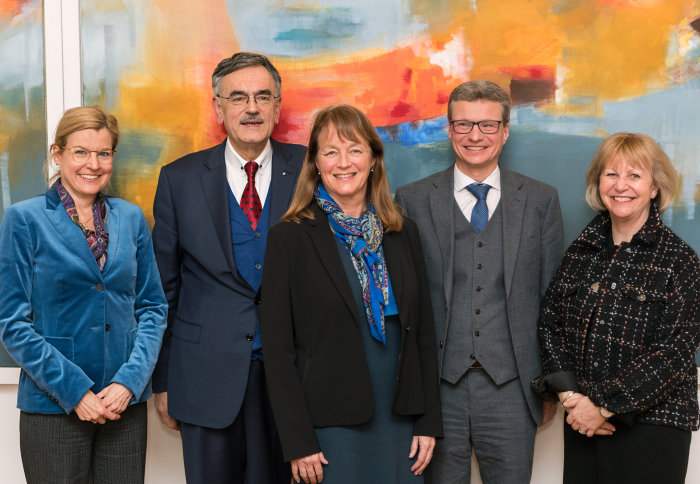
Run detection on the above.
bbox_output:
[260,105,442,484]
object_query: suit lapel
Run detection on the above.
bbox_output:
[428,167,456,308]
[306,205,360,324]
[200,141,237,275]
[101,198,119,275]
[268,139,300,226]
[500,168,525,298]
[45,188,103,280]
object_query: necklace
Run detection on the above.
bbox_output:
[78,214,94,230]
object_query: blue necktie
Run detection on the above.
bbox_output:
[467,183,491,233]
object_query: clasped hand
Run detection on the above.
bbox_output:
[561,392,615,437]
[74,383,133,424]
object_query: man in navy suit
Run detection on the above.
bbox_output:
[151,52,305,483]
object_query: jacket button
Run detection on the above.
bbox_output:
[254,296,261,305]
[255,232,261,238]
[475,286,482,292]
[439,340,444,349]
[404,325,411,331]
[477,241,483,247]
[638,294,646,302]
[95,284,104,292]
[254,264,261,270]
[474,330,480,336]
[105,323,110,331]
[246,333,254,341]
[476,264,482,270]
[474,308,481,315]
[470,353,476,360]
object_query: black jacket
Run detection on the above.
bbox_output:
[536,205,700,431]
[260,204,442,461]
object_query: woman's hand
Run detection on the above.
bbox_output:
[563,395,616,437]
[74,390,121,424]
[96,383,133,414]
[291,452,328,483]
[409,435,435,475]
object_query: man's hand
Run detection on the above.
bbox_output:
[541,398,558,426]
[154,392,179,430]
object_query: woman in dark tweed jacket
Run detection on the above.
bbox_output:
[533,133,700,484]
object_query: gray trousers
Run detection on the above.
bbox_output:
[20,401,147,484]
[426,369,536,484]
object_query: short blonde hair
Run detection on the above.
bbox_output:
[585,133,678,214]
[283,104,403,232]
[45,105,119,186]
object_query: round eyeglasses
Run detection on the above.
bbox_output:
[450,120,503,135]
[61,146,116,164]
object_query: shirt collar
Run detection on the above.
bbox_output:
[225,138,272,170]
[454,164,501,193]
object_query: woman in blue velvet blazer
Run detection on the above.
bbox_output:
[0,106,167,484]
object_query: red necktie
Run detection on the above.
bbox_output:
[242,161,262,230]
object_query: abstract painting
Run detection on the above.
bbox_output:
[0,0,45,366]
[80,0,699,250]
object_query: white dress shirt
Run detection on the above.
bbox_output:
[224,138,273,207]
[453,165,501,223]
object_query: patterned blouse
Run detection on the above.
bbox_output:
[55,180,109,271]
[535,204,700,431]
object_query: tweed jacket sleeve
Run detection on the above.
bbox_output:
[537,208,700,429]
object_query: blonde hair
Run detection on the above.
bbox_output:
[45,105,119,186]
[585,133,678,214]
[283,104,403,232]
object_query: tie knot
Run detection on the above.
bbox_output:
[244,161,259,179]
[467,183,491,200]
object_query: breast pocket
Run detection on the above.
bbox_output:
[618,286,666,343]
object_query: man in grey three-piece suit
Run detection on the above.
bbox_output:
[395,80,564,483]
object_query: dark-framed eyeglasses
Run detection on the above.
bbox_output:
[61,146,116,164]
[216,92,279,107]
[450,119,503,135]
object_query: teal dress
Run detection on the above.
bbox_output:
[313,239,423,483]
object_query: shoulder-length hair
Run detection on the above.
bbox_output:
[283,104,403,232]
[44,105,119,187]
[585,132,678,214]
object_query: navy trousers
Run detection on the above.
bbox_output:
[179,360,289,484]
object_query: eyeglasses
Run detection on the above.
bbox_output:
[216,92,278,106]
[450,119,503,135]
[61,146,116,164]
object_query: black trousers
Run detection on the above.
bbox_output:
[179,360,289,484]
[20,401,147,484]
[563,415,691,484]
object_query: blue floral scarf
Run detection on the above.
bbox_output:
[315,184,390,344]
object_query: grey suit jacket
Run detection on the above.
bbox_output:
[395,165,564,424]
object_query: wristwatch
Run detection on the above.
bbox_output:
[599,407,614,419]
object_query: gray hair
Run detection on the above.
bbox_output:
[448,80,511,124]
[211,52,282,98]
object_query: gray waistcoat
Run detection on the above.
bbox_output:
[441,201,519,385]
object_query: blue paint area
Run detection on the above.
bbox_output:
[225,1,427,57]
[377,115,448,146]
